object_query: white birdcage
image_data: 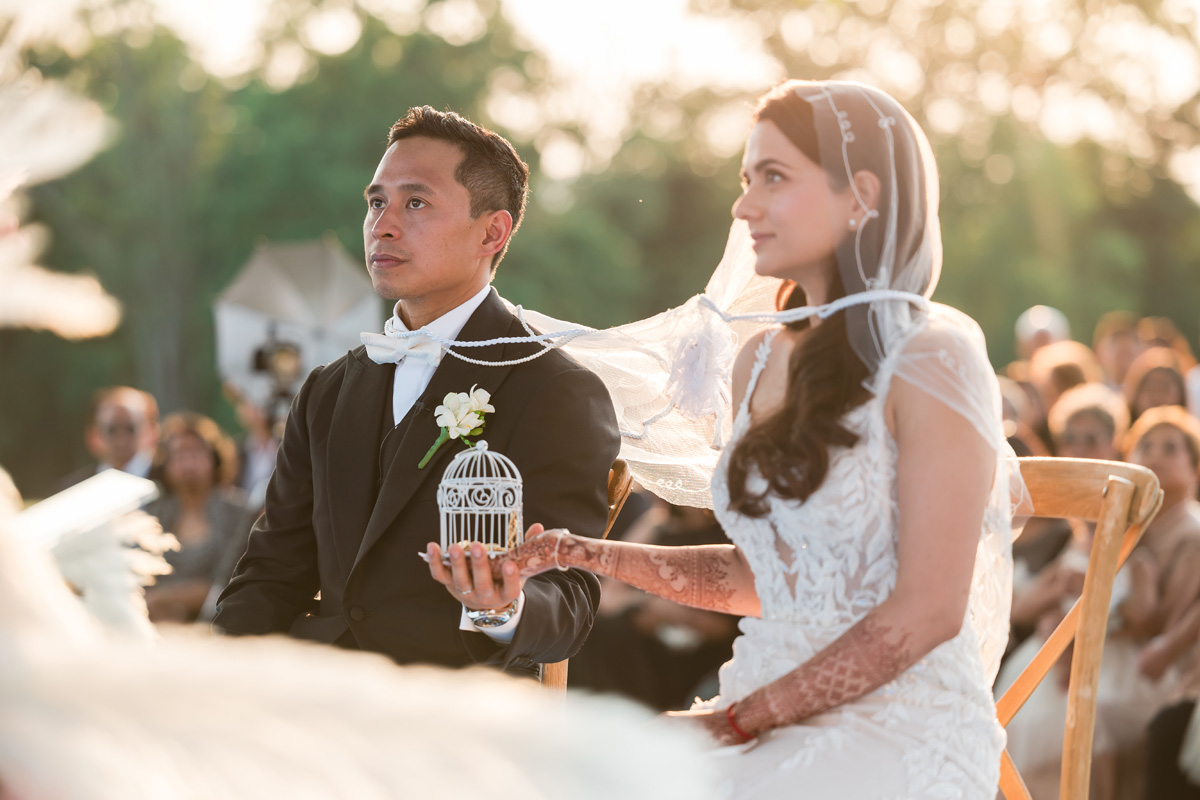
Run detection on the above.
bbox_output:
[437,441,523,558]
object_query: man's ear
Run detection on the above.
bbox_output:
[480,209,514,260]
[851,170,882,214]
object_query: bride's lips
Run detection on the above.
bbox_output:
[749,232,773,249]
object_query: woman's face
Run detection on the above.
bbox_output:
[1056,411,1117,460]
[164,432,216,491]
[1134,368,1184,416]
[1130,424,1199,494]
[733,121,854,296]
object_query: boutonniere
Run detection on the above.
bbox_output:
[418,385,495,469]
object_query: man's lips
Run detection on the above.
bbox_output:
[370,253,406,267]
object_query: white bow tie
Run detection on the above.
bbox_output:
[361,329,444,366]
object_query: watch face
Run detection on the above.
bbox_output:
[466,605,514,627]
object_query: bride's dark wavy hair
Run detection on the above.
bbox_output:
[726,85,872,517]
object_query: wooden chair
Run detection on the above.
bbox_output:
[541,459,633,690]
[997,458,1163,799]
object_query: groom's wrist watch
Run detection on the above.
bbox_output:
[466,598,518,628]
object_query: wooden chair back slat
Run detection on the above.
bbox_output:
[997,458,1162,800]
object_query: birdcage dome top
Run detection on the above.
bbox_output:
[440,440,521,483]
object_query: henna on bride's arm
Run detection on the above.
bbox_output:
[731,613,915,737]
[500,532,760,616]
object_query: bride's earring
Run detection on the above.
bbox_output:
[848,217,859,230]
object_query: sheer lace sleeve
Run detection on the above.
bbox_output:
[872,303,1029,683]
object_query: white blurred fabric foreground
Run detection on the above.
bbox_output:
[0,486,714,800]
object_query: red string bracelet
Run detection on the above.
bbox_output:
[726,702,754,743]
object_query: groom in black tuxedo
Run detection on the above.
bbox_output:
[214,107,620,678]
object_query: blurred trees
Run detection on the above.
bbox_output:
[3,0,1200,496]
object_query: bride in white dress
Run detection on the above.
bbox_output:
[445,80,1024,799]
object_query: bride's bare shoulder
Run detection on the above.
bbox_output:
[732,327,778,409]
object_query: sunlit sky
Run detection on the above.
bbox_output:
[154,0,778,89]
[50,0,1200,194]
[150,0,778,173]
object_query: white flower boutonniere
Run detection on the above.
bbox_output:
[419,385,496,469]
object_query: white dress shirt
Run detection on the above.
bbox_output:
[385,285,524,642]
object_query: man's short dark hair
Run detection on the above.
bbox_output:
[388,106,529,269]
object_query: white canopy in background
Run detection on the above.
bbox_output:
[214,236,382,407]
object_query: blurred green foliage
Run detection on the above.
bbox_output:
[3,0,1199,498]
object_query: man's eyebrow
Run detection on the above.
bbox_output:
[364,181,435,199]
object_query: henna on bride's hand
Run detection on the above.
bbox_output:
[736,615,913,735]
[494,530,590,580]
[497,532,747,615]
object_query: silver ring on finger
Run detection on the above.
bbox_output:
[458,587,472,596]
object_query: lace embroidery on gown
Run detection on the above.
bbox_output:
[704,311,1014,800]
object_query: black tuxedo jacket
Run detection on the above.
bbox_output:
[214,289,620,677]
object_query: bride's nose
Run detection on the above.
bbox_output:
[732,190,757,221]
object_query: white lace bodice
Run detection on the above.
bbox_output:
[707,325,1013,798]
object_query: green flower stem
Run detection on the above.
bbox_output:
[418,429,451,469]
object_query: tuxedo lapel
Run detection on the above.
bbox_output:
[326,349,393,577]
[352,289,531,570]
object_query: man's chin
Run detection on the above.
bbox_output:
[369,276,408,302]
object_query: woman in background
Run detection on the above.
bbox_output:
[144,412,256,624]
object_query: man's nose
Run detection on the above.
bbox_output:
[370,206,401,240]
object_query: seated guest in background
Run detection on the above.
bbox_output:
[1138,316,1198,374]
[1048,383,1129,462]
[1008,382,1131,630]
[58,386,160,489]
[1015,304,1070,363]
[1027,339,1105,417]
[1093,311,1141,390]
[1124,346,1189,423]
[144,412,256,624]
[998,375,1049,458]
[1124,406,1200,682]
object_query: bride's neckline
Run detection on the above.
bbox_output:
[734,326,880,437]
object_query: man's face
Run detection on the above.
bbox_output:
[90,404,144,468]
[363,137,491,306]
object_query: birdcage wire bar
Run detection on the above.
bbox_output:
[437,441,523,559]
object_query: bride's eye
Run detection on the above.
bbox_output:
[765,169,784,184]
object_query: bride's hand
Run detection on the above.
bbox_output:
[492,524,568,581]
[663,708,751,748]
